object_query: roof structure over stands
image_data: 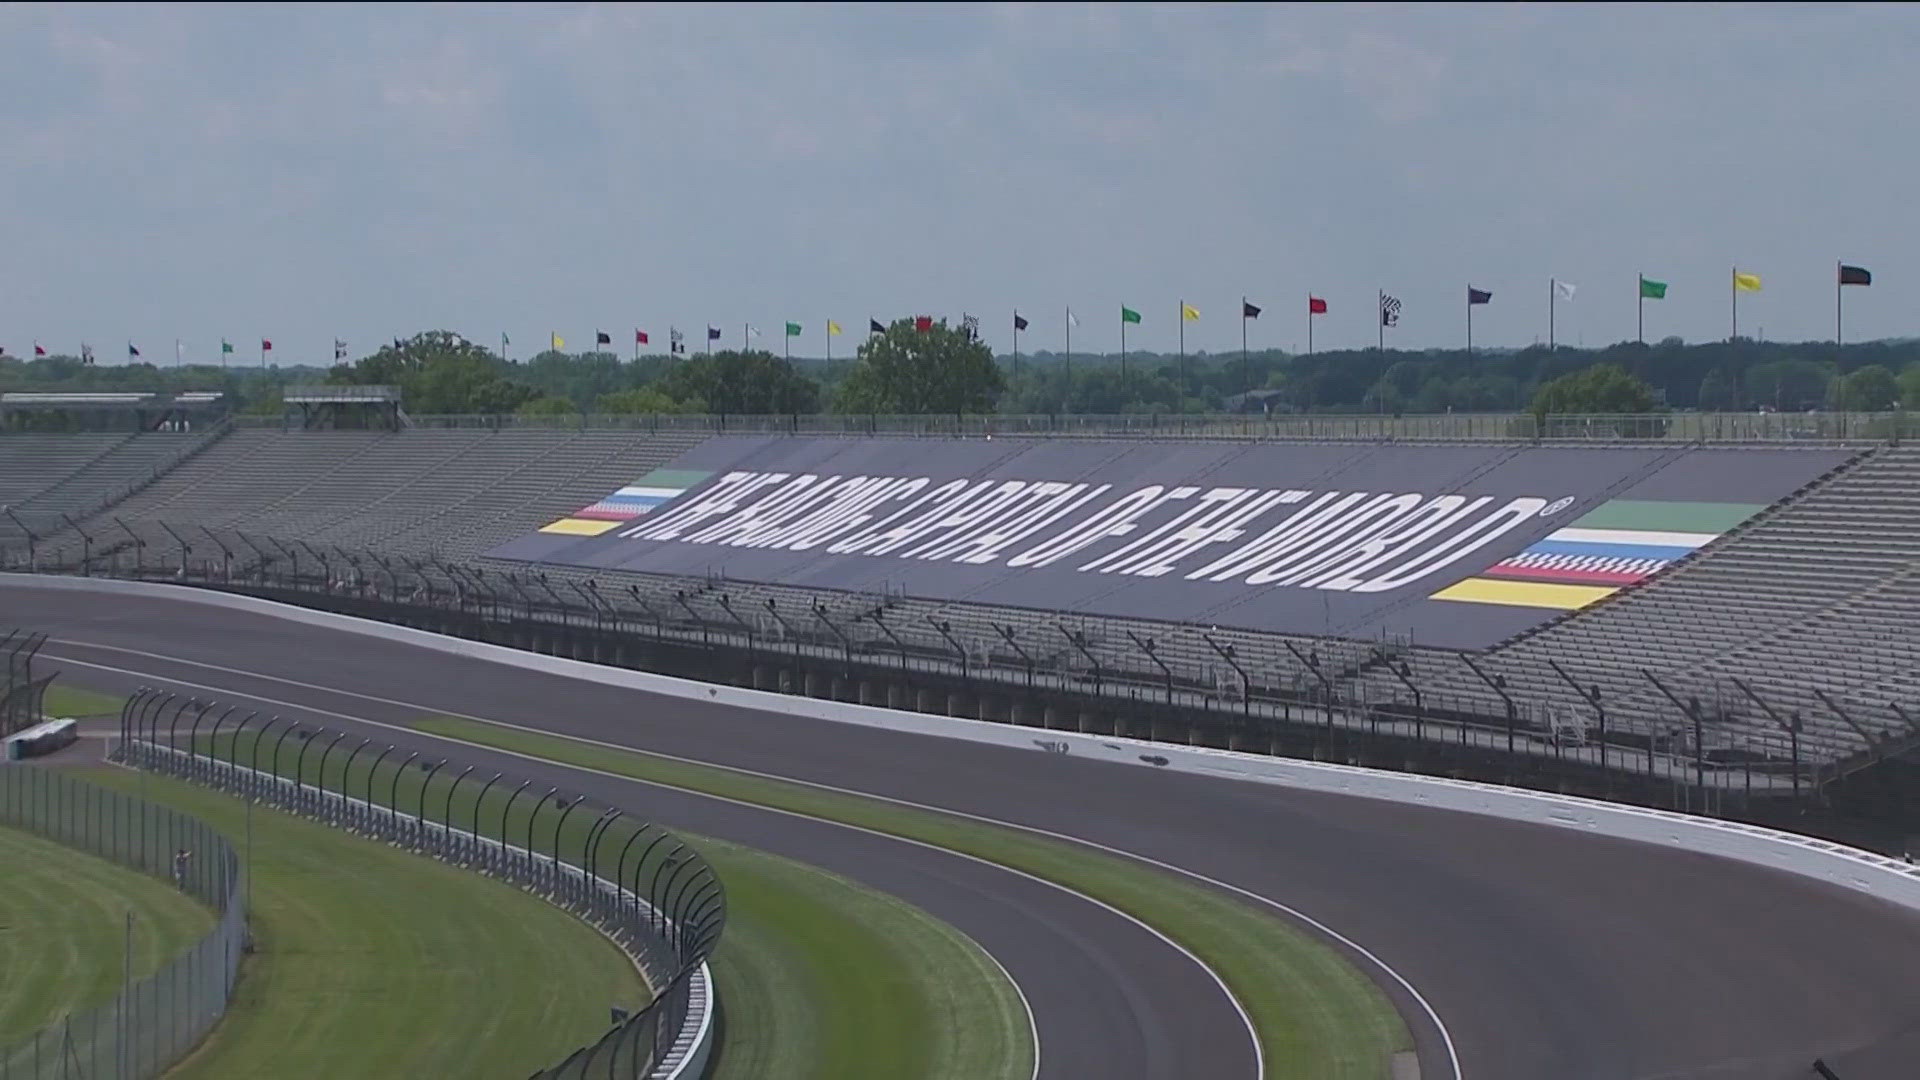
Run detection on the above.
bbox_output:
[281,384,401,430]
[0,391,226,432]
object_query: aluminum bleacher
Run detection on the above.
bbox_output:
[3,424,1917,780]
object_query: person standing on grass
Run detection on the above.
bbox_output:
[173,847,192,890]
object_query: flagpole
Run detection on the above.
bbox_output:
[1307,295,1314,357]
[1466,287,1473,356]
[1064,307,1071,387]
[826,322,832,368]
[1377,289,1384,352]
[1548,278,1556,352]
[1177,299,1185,386]
[1012,311,1020,382]
[1731,266,1738,343]
[1637,274,1644,345]
[1836,260,1843,347]
[1120,310,1127,382]
[1240,297,1249,397]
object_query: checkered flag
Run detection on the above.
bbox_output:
[962,313,980,342]
[1379,294,1402,328]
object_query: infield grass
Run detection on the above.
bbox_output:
[188,727,1036,1080]
[412,716,1413,1079]
[0,825,214,1047]
[699,836,1032,1080]
[40,685,125,720]
[78,769,647,1079]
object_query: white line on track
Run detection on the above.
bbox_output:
[52,643,1280,1080]
[51,628,1465,1078]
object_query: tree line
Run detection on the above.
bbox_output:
[6,328,1920,417]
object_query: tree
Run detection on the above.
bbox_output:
[517,395,578,418]
[330,330,535,414]
[1697,368,1741,411]
[659,350,819,414]
[835,319,1003,414]
[1832,364,1899,411]
[1530,363,1656,420]
[1745,358,1832,411]
[1899,364,1920,409]
[595,387,690,414]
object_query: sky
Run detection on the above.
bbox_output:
[4,2,1919,366]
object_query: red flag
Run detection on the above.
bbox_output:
[261,339,273,351]
[1308,296,1328,315]
[34,343,46,356]
[636,329,649,345]
[913,315,933,332]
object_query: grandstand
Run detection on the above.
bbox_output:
[5,414,1918,812]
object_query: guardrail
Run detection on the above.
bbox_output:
[113,688,725,1080]
[227,409,1914,444]
[0,766,246,1080]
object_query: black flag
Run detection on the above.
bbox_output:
[1014,313,1029,331]
[595,330,612,346]
[1839,264,1872,286]
[1242,301,1262,319]
[869,318,885,334]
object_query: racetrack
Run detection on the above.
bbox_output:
[13,580,1920,1079]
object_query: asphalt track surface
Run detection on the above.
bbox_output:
[13,582,1920,1080]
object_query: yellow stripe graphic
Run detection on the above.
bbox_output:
[538,518,621,537]
[1430,577,1616,610]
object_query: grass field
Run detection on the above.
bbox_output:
[79,769,648,1079]
[41,685,126,720]
[413,715,1414,1079]
[700,836,1032,1080]
[0,825,214,1048]
[183,727,1037,1080]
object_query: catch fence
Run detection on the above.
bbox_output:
[0,766,245,1080]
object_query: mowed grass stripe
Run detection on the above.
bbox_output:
[78,770,647,1080]
[700,836,1032,1080]
[413,716,1412,1079]
[0,825,213,1045]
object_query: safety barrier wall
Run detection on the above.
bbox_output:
[0,766,245,1080]
[111,690,722,1080]
[16,573,1920,915]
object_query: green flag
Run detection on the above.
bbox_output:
[1121,306,1142,324]
[1639,277,1668,300]
[785,321,802,336]
[220,339,234,354]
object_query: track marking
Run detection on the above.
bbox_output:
[55,645,1282,1080]
[55,630,1460,1077]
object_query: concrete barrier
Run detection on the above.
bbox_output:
[15,572,1920,913]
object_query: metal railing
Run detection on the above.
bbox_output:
[226,409,1914,444]
[0,767,245,1080]
[114,689,725,1080]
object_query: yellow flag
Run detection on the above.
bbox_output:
[1181,303,1200,321]
[1733,272,1762,292]
[827,320,843,336]
[551,332,565,349]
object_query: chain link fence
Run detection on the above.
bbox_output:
[0,766,245,1080]
[115,688,724,1080]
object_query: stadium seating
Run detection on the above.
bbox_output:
[4,425,1917,776]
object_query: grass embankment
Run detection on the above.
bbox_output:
[80,769,646,1079]
[184,728,1036,1080]
[0,825,213,1045]
[409,716,1413,1078]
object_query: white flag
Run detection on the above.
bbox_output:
[1067,310,1080,328]
[1554,280,1577,301]
[747,325,761,337]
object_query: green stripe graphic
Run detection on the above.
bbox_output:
[633,468,712,489]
